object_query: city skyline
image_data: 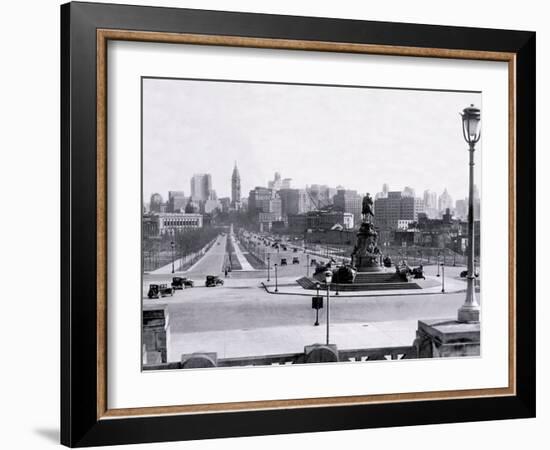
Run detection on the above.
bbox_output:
[145,170,472,211]
[142,78,481,201]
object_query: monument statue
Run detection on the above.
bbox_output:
[351,193,382,272]
[362,193,375,223]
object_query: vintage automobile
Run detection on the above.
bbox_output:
[171,277,194,289]
[147,283,173,299]
[460,270,480,278]
[383,255,393,268]
[181,277,194,287]
[292,257,300,264]
[411,265,426,279]
[171,277,185,290]
[280,258,288,266]
[205,275,224,287]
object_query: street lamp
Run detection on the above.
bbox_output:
[441,263,445,293]
[170,241,175,274]
[325,270,332,345]
[458,104,481,323]
[267,254,271,282]
[274,263,279,293]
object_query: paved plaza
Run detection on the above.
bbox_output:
[143,233,473,363]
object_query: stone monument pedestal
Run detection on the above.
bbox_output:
[355,256,384,272]
[415,319,480,358]
[351,221,383,272]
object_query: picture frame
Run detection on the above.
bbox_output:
[61,1,536,447]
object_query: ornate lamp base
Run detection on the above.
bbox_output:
[457,305,480,323]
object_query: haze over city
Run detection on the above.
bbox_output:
[142,78,481,201]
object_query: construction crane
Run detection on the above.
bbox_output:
[305,188,333,213]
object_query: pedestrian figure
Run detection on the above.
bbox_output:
[224,267,228,278]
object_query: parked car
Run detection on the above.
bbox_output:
[411,265,426,280]
[172,277,194,289]
[280,258,288,266]
[460,270,480,278]
[147,283,173,299]
[181,277,194,287]
[171,277,186,290]
[292,257,300,264]
[205,275,224,287]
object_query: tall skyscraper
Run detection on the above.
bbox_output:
[402,186,416,197]
[374,191,424,229]
[423,189,439,219]
[333,189,363,227]
[231,162,241,207]
[279,189,309,216]
[281,178,292,189]
[248,187,282,231]
[190,174,212,202]
[376,183,390,200]
[438,188,454,213]
[423,189,437,209]
[455,199,468,219]
[268,172,282,191]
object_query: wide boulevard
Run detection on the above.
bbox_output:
[143,230,473,362]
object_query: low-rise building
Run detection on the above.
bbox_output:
[143,212,203,236]
[288,211,354,233]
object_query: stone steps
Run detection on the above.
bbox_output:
[354,272,403,284]
[312,271,404,284]
[332,282,421,292]
[296,276,420,292]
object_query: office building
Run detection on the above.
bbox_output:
[190,173,212,202]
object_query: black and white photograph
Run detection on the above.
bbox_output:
[141,77,483,370]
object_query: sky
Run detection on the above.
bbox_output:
[142,77,481,203]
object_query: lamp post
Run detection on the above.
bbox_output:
[170,240,175,274]
[458,104,481,323]
[274,263,278,293]
[436,251,441,277]
[325,270,332,345]
[453,225,458,266]
[441,263,445,293]
[267,254,271,282]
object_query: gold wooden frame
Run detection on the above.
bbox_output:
[96,29,516,420]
